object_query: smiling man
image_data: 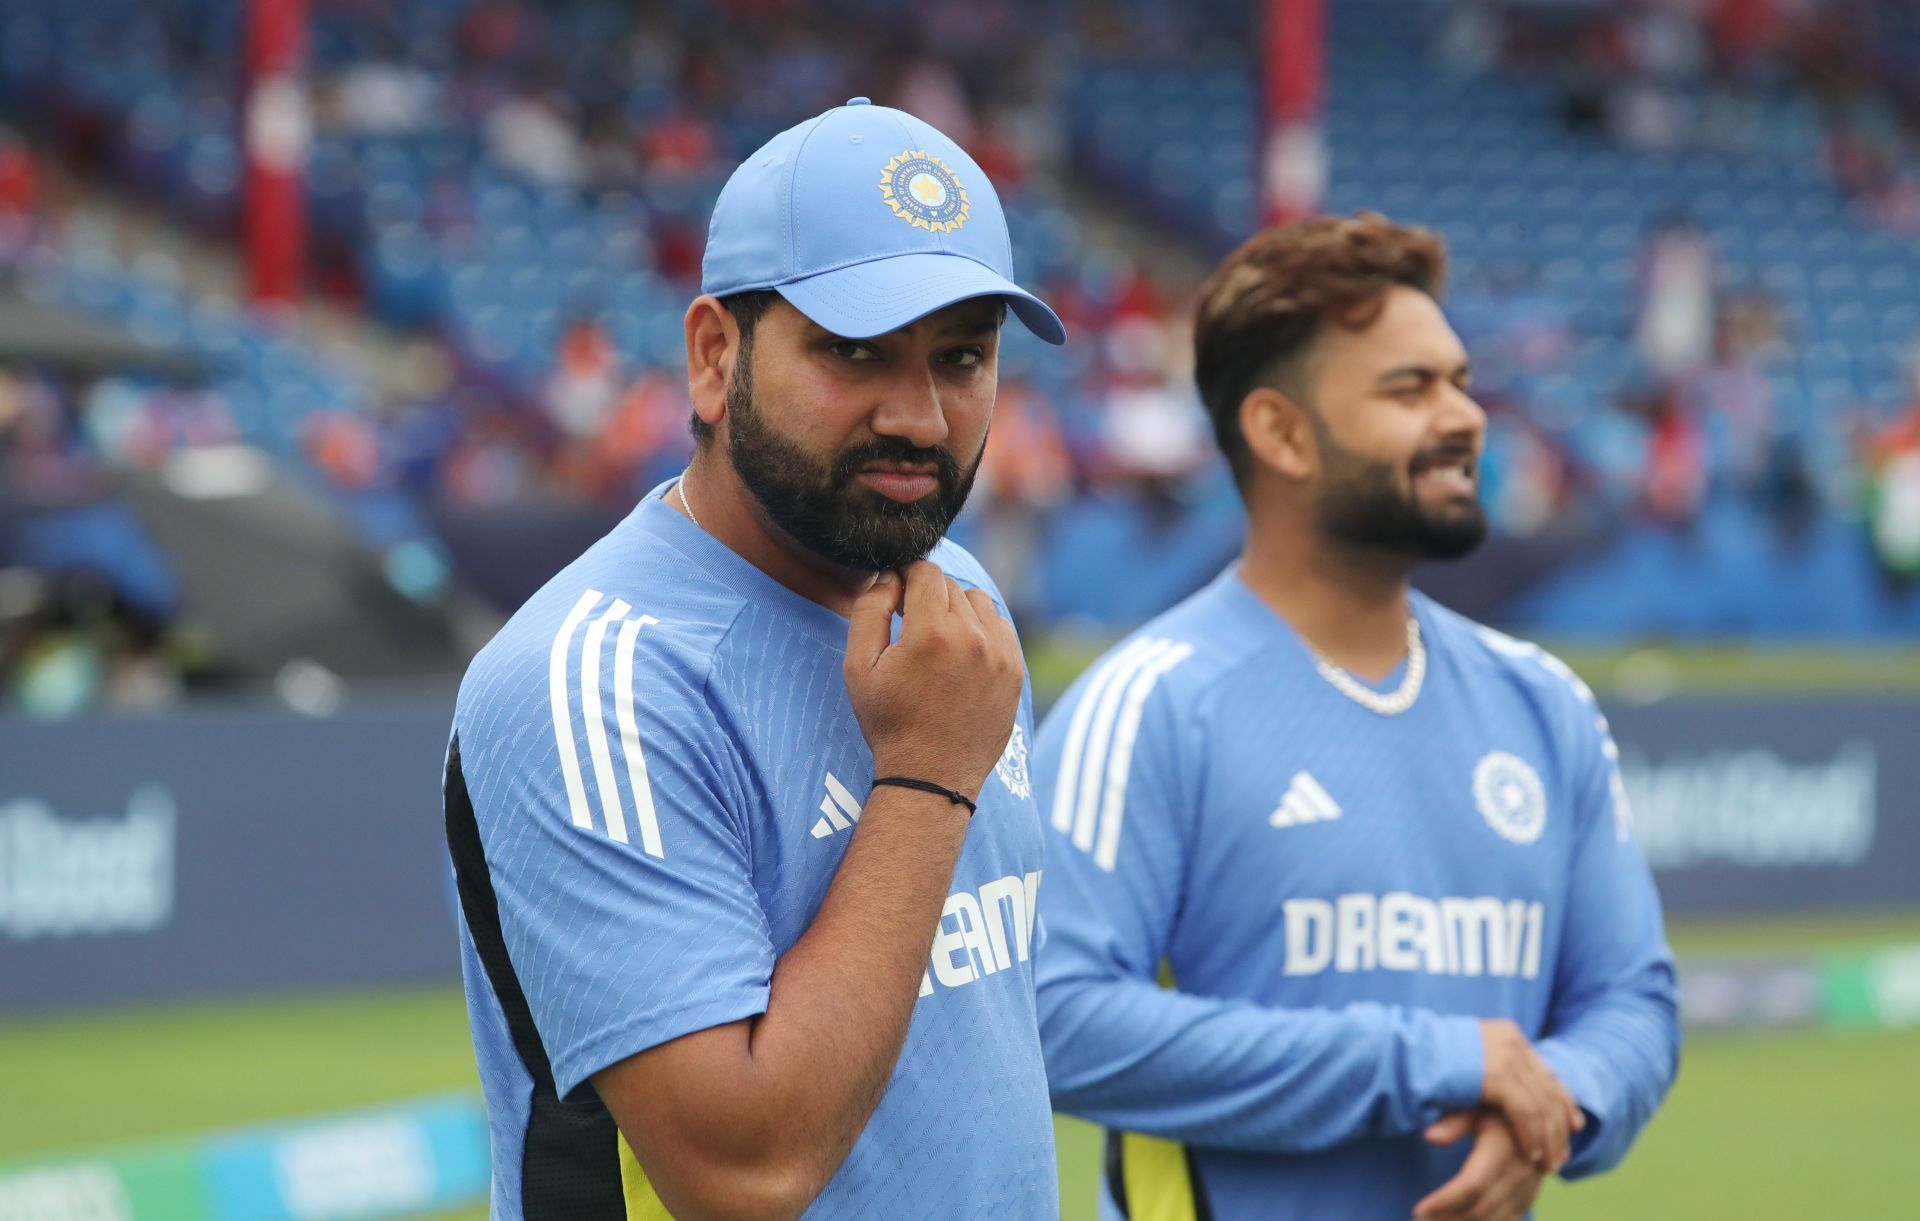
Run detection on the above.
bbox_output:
[1033,213,1679,1221]
[444,99,1067,1219]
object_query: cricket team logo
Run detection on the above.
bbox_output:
[1473,750,1547,845]
[995,723,1032,799]
[879,150,970,232]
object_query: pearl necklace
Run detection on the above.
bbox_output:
[1310,616,1426,716]
[677,471,703,531]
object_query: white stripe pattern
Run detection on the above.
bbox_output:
[1052,636,1195,872]
[614,612,664,858]
[1094,642,1195,870]
[548,589,604,831]
[1050,636,1161,837]
[546,587,668,857]
[581,599,633,843]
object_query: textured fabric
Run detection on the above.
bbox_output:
[1035,567,1679,1220]
[450,482,1058,1219]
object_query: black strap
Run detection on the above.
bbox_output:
[446,736,627,1219]
[870,775,977,815]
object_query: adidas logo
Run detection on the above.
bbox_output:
[1270,771,1342,828]
[810,772,864,839]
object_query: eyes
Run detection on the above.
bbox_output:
[1383,373,1473,403]
[827,340,988,369]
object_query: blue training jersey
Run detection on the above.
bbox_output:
[1034,567,1679,1220]
[445,482,1058,1220]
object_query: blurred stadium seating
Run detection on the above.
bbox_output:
[5,0,1920,723]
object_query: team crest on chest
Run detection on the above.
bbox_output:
[995,723,1032,799]
[1473,751,1547,845]
[879,150,970,232]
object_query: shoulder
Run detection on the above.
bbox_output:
[455,527,748,769]
[1420,595,1615,755]
[1424,597,1598,710]
[1043,575,1268,737]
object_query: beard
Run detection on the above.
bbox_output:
[1313,426,1489,562]
[722,350,982,572]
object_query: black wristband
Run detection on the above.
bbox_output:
[870,776,977,816]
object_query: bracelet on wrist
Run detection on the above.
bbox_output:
[870,775,976,816]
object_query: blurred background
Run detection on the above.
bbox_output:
[2,0,1918,1217]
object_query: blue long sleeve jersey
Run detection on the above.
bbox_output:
[1034,568,1679,1220]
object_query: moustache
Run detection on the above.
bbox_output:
[1407,443,1478,476]
[830,439,963,492]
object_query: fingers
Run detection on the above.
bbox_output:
[844,569,902,675]
[1478,1020,1575,1172]
[1414,1116,1544,1221]
[1425,1111,1478,1146]
[1413,1118,1505,1220]
[899,560,950,630]
[1516,1080,1572,1173]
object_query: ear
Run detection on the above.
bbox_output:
[684,295,739,432]
[1238,385,1316,483]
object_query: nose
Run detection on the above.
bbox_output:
[1438,382,1487,449]
[868,364,951,450]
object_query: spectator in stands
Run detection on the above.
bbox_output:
[543,314,621,441]
[972,381,1071,622]
[1682,309,1776,494]
[1639,383,1709,528]
[1859,358,1920,584]
[1634,212,1717,382]
[485,80,586,188]
[0,125,42,259]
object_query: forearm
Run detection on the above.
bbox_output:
[1536,968,1681,1178]
[747,787,973,1166]
[1042,971,1484,1153]
[622,785,972,1218]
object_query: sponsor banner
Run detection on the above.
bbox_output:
[1606,697,1920,915]
[1,692,1911,1015]
[0,700,459,1016]
[1676,943,1920,1033]
[0,1096,486,1221]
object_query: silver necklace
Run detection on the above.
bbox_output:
[1310,616,1425,716]
[677,470,703,530]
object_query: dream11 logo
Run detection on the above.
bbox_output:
[0,785,177,939]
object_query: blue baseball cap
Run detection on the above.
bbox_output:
[702,98,1066,346]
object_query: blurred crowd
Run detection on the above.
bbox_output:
[1443,0,1920,229]
[6,0,1920,715]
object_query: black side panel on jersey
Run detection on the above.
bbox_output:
[446,735,627,1219]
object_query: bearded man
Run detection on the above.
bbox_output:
[444,99,1067,1220]
[1033,213,1679,1221]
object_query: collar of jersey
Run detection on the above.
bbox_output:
[631,481,856,651]
[1220,566,1420,697]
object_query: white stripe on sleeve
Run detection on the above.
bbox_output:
[1049,636,1161,836]
[1093,642,1193,871]
[1073,639,1176,853]
[613,612,664,858]
[547,589,604,830]
[579,599,633,844]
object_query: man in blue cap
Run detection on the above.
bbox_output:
[444,99,1068,1219]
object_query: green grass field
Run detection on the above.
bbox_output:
[6,911,1920,1219]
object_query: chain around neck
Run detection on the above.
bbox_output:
[1309,616,1425,716]
[676,470,703,531]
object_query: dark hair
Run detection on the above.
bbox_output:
[690,289,780,445]
[1192,212,1447,482]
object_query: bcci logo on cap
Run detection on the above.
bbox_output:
[879,150,970,233]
